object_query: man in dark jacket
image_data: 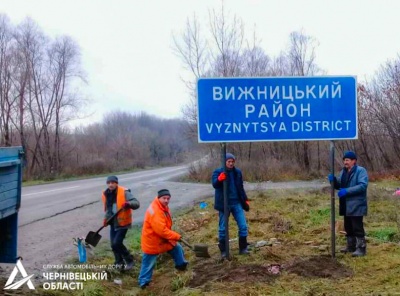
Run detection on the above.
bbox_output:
[328,151,368,257]
[102,175,140,270]
[212,153,250,258]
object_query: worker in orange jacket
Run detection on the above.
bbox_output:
[138,189,188,289]
[102,175,140,271]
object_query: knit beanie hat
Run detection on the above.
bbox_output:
[225,153,235,161]
[343,151,357,160]
[106,175,118,183]
[157,189,171,198]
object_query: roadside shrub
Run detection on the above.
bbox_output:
[369,170,400,182]
[184,155,311,183]
[76,159,109,175]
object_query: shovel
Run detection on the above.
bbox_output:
[180,238,210,258]
[85,208,123,247]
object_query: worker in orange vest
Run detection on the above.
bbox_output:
[138,189,188,289]
[102,175,140,270]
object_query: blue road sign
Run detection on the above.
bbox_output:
[197,76,357,143]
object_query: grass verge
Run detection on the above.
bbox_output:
[37,181,400,295]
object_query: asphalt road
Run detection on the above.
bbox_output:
[15,165,214,276]
[6,164,326,278]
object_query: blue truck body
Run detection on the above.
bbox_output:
[0,146,24,263]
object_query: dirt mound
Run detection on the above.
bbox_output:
[285,255,353,279]
[188,255,352,287]
[188,260,278,287]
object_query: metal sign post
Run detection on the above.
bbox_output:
[330,141,336,258]
[220,143,230,259]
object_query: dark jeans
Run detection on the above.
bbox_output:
[110,224,132,264]
[218,203,248,240]
[344,216,365,237]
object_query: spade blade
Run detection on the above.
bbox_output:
[85,231,102,247]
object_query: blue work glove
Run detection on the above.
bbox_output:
[327,174,335,182]
[337,188,347,198]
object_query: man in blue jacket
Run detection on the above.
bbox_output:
[212,153,250,259]
[328,151,369,257]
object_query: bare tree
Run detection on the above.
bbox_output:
[370,58,400,159]
[172,14,207,80]
[13,18,47,176]
[286,30,322,171]
[208,4,244,77]
[173,3,248,157]
[240,32,272,77]
[353,58,400,170]
[0,14,16,146]
[47,36,83,173]
[288,30,321,77]
[4,17,86,178]
[172,15,207,140]
[0,13,192,179]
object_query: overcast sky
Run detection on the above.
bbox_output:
[1,0,400,126]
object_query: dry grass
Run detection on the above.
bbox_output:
[37,181,400,296]
[185,158,313,183]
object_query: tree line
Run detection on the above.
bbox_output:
[0,14,87,179]
[0,15,194,180]
[172,5,400,180]
[71,111,194,177]
[1,8,399,182]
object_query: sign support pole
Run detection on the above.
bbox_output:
[330,141,336,258]
[220,142,230,259]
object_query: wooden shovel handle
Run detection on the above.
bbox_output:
[179,238,193,250]
[96,208,124,233]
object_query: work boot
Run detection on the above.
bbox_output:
[352,237,367,257]
[140,282,150,289]
[113,252,125,270]
[123,254,135,271]
[218,240,227,259]
[340,236,356,253]
[124,261,134,271]
[239,236,250,255]
[175,262,188,271]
